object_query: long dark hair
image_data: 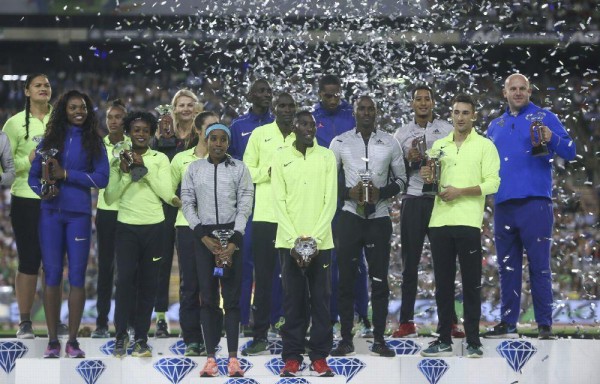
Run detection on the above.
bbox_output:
[23,73,50,140]
[42,90,103,159]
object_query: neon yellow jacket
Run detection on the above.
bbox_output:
[243,121,296,223]
[104,148,176,225]
[97,135,131,211]
[429,129,500,229]
[271,142,337,250]
[171,148,206,227]
[2,108,51,198]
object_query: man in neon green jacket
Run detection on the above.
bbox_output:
[271,110,337,378]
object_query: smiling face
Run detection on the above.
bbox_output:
[106,106,125,135]
[451,102,476,135]
[129,119,152,149]
[207,129,229,162]
[412,89,434,120]
[503,74,532,113]
[293,113,316,147]
[174,95,197,124]
[25,75,52,104]
[66,96,88,126]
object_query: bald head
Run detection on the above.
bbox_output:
[503,73,532,114]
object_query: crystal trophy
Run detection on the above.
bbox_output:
[530,120,550,157]
[422,149,443,195]
[212,229,235,278]
[37,148,59,199]
[113,141,148,182]
[292,236,318,268]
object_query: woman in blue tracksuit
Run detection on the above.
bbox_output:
[29,90,109,358]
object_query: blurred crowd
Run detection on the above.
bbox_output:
[0,68,598,322]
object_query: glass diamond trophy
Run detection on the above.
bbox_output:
[112,141,148,182]
[37,148,59,199]
[292,236,318,268]
[212,229,235,278]
[422,149,443,195]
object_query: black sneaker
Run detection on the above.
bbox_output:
[483,322,518,339]
[112,335,129,358]
[330,340,355,356]
[538,325,556,340]
[155,319,169,338]
[91,326,110,338]
[371,341,396,357]
[16,321,35,339]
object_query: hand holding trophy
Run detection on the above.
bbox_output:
[113,141,148,181]
[410,135,427,170]
[421,149,443,195]
[155,104,174,137]
[357,168,374,204]
[529,120,550,157]
[212,229,235,279]
[291,236,319,269]
[38,148,60,200]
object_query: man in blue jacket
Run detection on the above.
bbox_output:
[485,73,576,340]
[312,74,372,336]
[228,79,277,333]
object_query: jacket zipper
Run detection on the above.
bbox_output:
[213,162,219,225]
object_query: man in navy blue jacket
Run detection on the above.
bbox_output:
[312,74,372,336]
[485,73,576,340]
[228,79,277,332]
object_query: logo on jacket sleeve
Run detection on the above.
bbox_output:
[153,357,197,384]
[76,360,106,384]
[418,358,449,384]
[496,340,537,372]
[0,341,28,374]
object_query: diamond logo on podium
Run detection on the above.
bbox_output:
[265,358,308,376]
[224,379,259,384]
[217,357,253,376]
[276,378,311,384]
[418,358,449,384]
[240,339,282,355]
[376,339,420,355]
[99,340,134,356]
[328,357,366,382]
[75,360,106,384]
[496,340,537,373]
[0,341,28,374]
[153,357,197,384]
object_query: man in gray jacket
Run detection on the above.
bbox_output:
[0,131,16,186]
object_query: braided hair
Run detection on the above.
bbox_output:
[23,73,50,140]
[42,90,103,159]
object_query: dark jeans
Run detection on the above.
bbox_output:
[429,226,482,346]
[95,209,118,328]
[280,248,332,363]
[114,222,163,341]
[337,211,392,342]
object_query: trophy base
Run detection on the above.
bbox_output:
[532,144,549,157]
[158,137,177,149]
[422,183,439,195]
[131,166,149,182]
[410,161,422,171]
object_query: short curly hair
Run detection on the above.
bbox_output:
[123,111,158,135]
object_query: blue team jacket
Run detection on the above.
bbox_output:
[228,109,275,160]
[487,102,576,205]
[312,100,356,147]
[29,125,109,214]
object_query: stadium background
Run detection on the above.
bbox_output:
[0,0,598,334]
